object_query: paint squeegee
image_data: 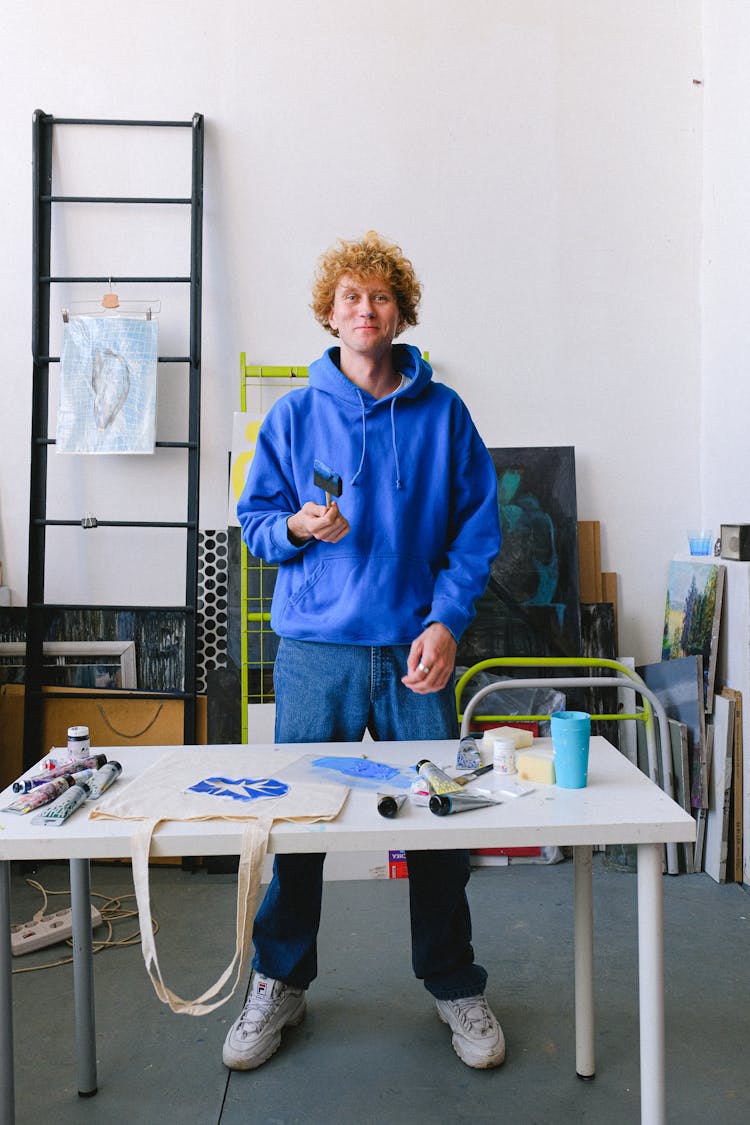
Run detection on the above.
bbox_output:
[314,459,343,507]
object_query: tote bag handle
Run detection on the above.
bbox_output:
[130,816,270,1015]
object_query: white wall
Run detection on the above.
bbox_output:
[0,1,704,661]
[701,1,750,531]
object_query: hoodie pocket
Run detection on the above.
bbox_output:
[278,554,435,638]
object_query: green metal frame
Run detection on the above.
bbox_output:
[456,656,650,725]
[455,655,679,873]
[239,354,308,741]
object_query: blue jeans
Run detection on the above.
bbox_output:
[251,638,488,1001]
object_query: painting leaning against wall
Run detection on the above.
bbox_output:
[457,446,581,669]
[661,559,725,714]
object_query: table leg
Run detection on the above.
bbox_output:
[70,858,97,1097]
[0,861,15,1125]
[637,842,666,1125]
[573,845,595,1079]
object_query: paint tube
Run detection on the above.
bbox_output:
[66,768,95,788]
[428,791,502,817]
[40,754,66,772]
[377,793,407,819]
[456,735,482,769]
[418,758,492,793]
[12,754,107,792]
[34,781,92,826]
[416,759,463,795]
[86,761,122,799]
[4,775,74,814]
[409,774,431,806]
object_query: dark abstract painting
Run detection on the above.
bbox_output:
[458,446,581,668]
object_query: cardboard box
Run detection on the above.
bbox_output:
[0,684,25,791]
[40,689,207,751]
[0,685,207,791]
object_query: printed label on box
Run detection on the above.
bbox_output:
[388,849,408,879]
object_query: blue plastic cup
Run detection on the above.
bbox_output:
[687,529,712,556]
[550,711,591,789]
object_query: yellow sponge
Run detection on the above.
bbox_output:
[481,725,535,753]
[516,748,556,784]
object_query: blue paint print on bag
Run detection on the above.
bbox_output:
[188,777,290,801]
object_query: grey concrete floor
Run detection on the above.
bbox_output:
[7,856,750,1125]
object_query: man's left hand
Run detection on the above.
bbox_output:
[401,622,457,694]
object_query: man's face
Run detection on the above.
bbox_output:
[328,274,401,359]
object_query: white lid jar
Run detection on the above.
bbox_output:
[492,737,517,775]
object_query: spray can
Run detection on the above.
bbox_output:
[67,725,91,760]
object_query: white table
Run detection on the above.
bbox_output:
[0,738,695,1125]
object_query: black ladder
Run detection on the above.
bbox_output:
[24,111,204,769]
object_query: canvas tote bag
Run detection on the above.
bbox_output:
[90,748,348,1015]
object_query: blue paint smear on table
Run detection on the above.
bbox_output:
[311,757,415,789]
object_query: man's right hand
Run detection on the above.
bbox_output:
[287,501,350,546]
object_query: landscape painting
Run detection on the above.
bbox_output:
[637,654,707,809]
[662,560,725,712]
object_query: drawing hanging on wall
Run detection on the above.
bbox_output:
[458,446,581,668]
[56,315,159,454]
[661,559,725,712]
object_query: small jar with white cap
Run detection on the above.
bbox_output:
[67,725,91,760]
[492,736,517,775]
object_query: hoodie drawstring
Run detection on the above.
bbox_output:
[349,389,403,490]
[390,398,403,490]
[350,391,368,486]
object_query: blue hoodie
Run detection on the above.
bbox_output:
[237,344,501,646]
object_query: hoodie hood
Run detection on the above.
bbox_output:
[307,343,433,404]
[307,343,432,490]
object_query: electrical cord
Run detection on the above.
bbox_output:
[11,877,158,975]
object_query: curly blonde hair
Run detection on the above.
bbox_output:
[311,230,422,337]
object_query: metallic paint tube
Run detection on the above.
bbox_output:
[429,791,502,816]
[416,759,464,795]
[12,754,107,792]
[377,793,408,818]
[4,775,74,814]
[34,780,92,826]
[86,761,122,799]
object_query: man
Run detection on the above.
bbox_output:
[229,230,503,1071]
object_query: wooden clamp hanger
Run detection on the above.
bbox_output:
[62,280,160,322]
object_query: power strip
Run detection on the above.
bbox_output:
[11,906,103,956]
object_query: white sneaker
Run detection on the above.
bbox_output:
[435,994,506,1069]
[222,973,306,1070]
